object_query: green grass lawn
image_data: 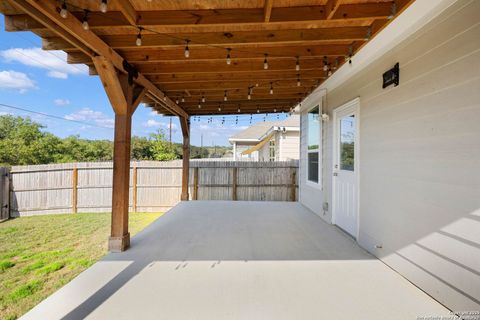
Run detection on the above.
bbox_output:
[0,212,163,320]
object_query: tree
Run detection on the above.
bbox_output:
[149,129,177,161]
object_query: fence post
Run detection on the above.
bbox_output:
[132,164,138,212]
[193,167,199,200]
[232,167,237,201]
[290,167,296,202]
[72,167,78,213]
[0,168,10,221]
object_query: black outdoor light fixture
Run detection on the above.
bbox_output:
[382,62,400,88]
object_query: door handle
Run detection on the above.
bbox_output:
[333,172,338,177]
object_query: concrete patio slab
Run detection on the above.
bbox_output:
[21,201,449,319]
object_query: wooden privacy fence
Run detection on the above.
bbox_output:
[5,160,298,217]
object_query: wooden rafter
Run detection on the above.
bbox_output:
[326,0,342,20]
[116,0,138,26]
[264,0,274,22]
[8,0,186,118]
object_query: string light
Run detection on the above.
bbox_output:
[163,96,167,102]
[364,26,372,41]
[81,10,90,30]
[269,82,273,95]
[274,108,277,112]
[100,0,108,13]
[263,54,269,70]
[333,58,339,70]
[257,107,260,113]
[60,1,68,19]
[224,90,228,101]
[181,96,185,103]
[198,101,201,109]
[136,28,143,46]
[323,56,329,71]
[328,69,333,77]
[184,40,190,58]
[297,75,301,87]
[218,106,222,112]
[237,106,241,113]
[388,1,397,19]
[247,87,252,100]
[175,98,179,104]
[295,56,300,71]
[226,48,231,65]
[201,94,205,103]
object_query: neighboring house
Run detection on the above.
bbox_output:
[229,115,299,161]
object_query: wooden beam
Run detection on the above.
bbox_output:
[6,1,93,57]
[66,44,350,64]
[116,0,138,26]
[4,3,392,33]
[11,0,186,118]
[326,0,342,20]
[92,56,129,115]
[264,0,274,22]
[180,116,190,201]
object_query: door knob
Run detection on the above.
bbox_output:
[333,172,338,176]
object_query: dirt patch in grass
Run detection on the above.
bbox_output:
[0,212,163,320]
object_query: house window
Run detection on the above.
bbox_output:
[307,105,320,184]
[269,140,275,161]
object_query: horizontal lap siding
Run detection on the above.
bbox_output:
[313,0,479,310]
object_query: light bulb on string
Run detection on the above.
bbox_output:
[297,76,301,87]
[269,82,273,95]
[184,40,190,58]
[201,94,206,103]
[295,56,300,71]
[100,0,108,13]
[181,96,185,103]
[60,1,68,19]
[263,54,269,70]
[136,28,143,46]
[323,56,329,71]
[81,10,90,30]
[224,91,228,101]
[226,48,231,65]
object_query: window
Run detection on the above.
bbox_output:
[269,140,275,161]
[307,105,320,183]
[340,115,355,171]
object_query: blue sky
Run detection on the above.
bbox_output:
[0,16,289,146]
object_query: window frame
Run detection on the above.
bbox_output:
[306,104,322,188]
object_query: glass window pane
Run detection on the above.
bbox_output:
[340,115,355,171]
[308,106,320,150]
[308,152,319,183]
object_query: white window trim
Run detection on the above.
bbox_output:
[306,103,322,189]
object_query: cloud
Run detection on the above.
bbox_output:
[144,119,177,130]
[64,107,114,128]
[0,48,88,79]
[54,98,70,106]
[0,70,36,92]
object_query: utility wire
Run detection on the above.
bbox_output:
[0,103,112,130]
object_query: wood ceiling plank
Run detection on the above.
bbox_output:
[135,57,335,74]
[65,44,351,64]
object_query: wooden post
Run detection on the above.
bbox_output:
[92,56,146,252]
[193,167,199,200]
[0,168,10,221]
[232,167,238,201]
[132,164,137,212]
[180,116,190,201]
[290,168,297,201]
[72,167,78,213]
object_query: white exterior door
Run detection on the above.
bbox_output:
[333,99,359,238]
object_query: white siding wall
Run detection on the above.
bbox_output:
[299,0,480,310]
[278,131,300,161]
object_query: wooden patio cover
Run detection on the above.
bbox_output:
[0,0,413,251]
